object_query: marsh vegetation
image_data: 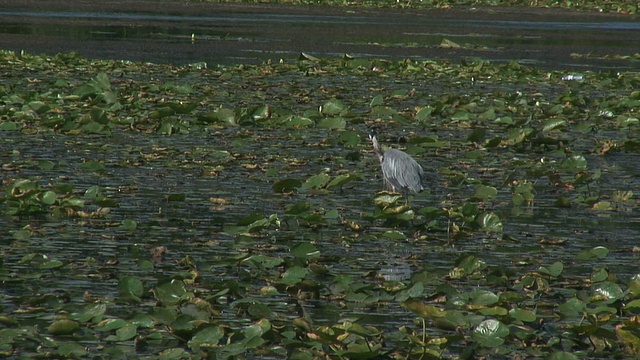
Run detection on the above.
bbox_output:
[0,5,639,357]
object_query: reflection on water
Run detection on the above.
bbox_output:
[2,10,639,30]
[0,8,638,67]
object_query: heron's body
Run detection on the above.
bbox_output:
[369,130,426,197]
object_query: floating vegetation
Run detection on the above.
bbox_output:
[0,49,639,358]
[213,0,639,14]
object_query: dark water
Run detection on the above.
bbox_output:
[0,5,639,68]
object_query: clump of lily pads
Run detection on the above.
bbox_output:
[1,49,639,359]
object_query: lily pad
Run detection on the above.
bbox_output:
[48,320,80,335]
[472,319,509,347]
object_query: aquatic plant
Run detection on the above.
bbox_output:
[0,49,639,358]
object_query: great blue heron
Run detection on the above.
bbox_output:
[368,129,426,198]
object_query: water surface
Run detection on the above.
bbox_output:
[0,3,638,68]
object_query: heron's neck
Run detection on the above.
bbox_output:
[371,138,384,162]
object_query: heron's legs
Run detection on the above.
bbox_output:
[401,188,410,205]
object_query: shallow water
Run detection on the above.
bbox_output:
[0,4,639,357]
[2,118,639,337]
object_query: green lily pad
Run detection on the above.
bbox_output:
[339,130,361,146]
[475,212,503,232]
[112,323,138,341]
[283,116,313,128]
[327,173,361,189]
[273,178,302,193]
[70,303,107,323]
[158,348,189,360]
[381,230,406,240]
[39,190,57,205]
[549,352,579,360]
[317,117,347,129]
[48,319,80,335]
[591,281,624,302]
[188,325,225,351]
[242,255,284,269]
[320,99,346,115]
[153,279,190,306]
[301,173,330,190]
[402,299,445,319]
[57,343,87,357]
[248,303,272,318]
[561,155,587,171]
[81,160,106,172]
[474,185,498,200]
[290,242,320,259]
[627,274,640,298]
[118,219,137,231]
[285,202,311,215]
[538,261,564,277]
[543,118,567,132]
[202,107,237,125]
[509,308,537,322]
[95,318,127,332]
[39,259,65,270]
[576,246,609,261]
[469,290,499,306]
[472,319,509,347]
[557,298,585,317]
[280,266,309,286]
[118,276,144,303]
[0,121,19,131]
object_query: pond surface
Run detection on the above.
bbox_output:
[3,122,638,325]
[2,58,639,351]
[1,1,640,358]
[0,1,639,69]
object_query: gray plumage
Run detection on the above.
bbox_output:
[369,130,426,196]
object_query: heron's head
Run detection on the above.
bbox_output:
[368,129,378,141]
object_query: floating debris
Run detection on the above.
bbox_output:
[562,74,584,81]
